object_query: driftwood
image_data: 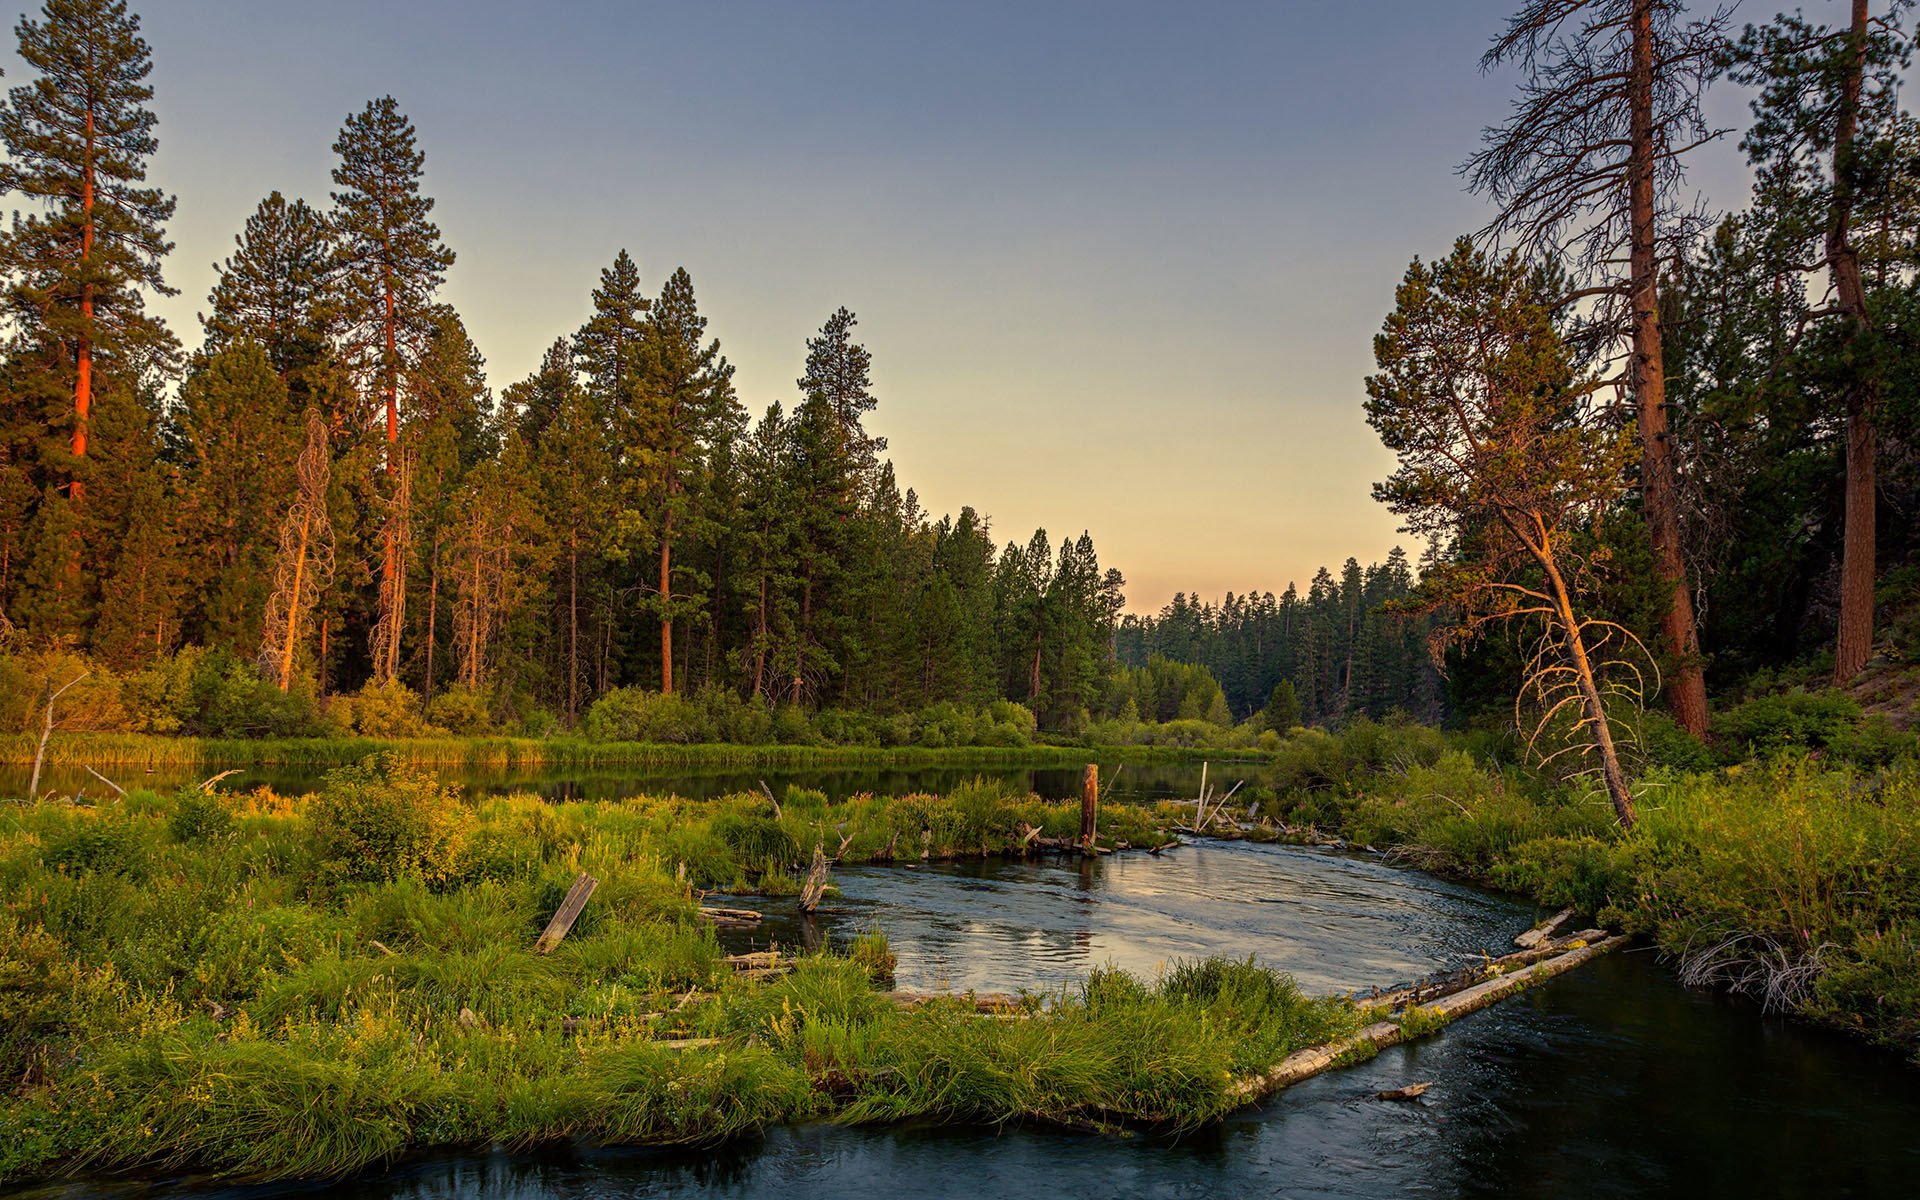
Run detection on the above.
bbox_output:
[887,990,1027,1014]
[1514,907,1577,949]
[82,765,127,797]
[534,872,598,953]
[198,769,243,794]
[1376,1082,1431,1101]
[698,905,764,928]
[1233,934,1628,1102]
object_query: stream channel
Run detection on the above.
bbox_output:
[98,833,1920,1199]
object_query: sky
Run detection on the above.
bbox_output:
[5,0,1772,613]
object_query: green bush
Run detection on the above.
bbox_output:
[1711,690,1864,758]
[425,686,496,736]
[345,681,434,739]
[167,787,235,843]
[582,688,712,744]
[309,754,471,885]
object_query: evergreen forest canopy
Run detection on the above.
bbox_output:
[0,0,1167,741]
[0,0,1916,759]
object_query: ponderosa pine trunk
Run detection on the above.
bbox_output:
[568,532,580,725]
[72,105,94,502]
[660,506,674,694]
[1629,0,1710,736]
[1831,0,1877,685]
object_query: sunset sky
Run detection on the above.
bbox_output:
[12,0,1763,612]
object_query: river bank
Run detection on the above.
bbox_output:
[1245,720,1920,1064]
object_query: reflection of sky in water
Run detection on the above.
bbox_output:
[733,841,1526,995]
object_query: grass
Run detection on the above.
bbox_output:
[0,762,1347,1187]
[0,731,1260,772]
[1244,718,1920,1062]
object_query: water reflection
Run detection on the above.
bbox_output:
[2,759,1252,806]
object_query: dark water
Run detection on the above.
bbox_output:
[4,759,1248,806]
[91,841,1920,1200]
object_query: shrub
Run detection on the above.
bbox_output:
[347,681,433,739]
[167,788,235,843]
[582,688,711,744]
[425,685,496,736]
[309,755,471,885]
[42,822,149,879]
[1711,690,1864,759]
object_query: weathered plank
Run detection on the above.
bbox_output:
[534,872,598,954]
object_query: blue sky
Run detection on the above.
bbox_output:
[7,0,1770,610]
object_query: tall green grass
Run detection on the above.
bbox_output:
[0,764,1332,1187]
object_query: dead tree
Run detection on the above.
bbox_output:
[258,409,337,691]
[1367,240,1647,826]
[27,670,88,798]
[1465,0,1731,737]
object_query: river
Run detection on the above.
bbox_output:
[93,838,1920,1199]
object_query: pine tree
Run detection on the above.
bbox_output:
[572,249,648,404]
[798,306,886,492]
[625,267,739,693]
[330,96,454,681]
[1467,0,1729,736]
[0,0,176,505]
[203,191,337,398]
[173,341,298,651]
[1728,2,1913,683]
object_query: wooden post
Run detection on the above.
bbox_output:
[799,842,831,912]
[1080,763,1098,851]
[534,872,598,953]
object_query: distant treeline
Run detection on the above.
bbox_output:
[1114,550,1445,726]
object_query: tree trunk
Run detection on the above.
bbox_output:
[568,534,580,725]
[792,574,811,706]
[1544,561,1636,829]
[275,508,311,691]
[72,106,95,502]
[424,547,440,698]
[1831,0,1877,685]
[1629,0,1710,736]
[660,509,674,694]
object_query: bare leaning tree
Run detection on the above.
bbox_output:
[1465,0,1732,738]
[259,408,336,690]
[1368,240,1646,827]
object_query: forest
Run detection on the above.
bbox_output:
[7,0,1920,1194]
[0,4,1156,746]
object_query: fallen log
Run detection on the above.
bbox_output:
[698,905,764,927]
[1515,906,1577,949]
[1234,934,1628,1103]
[887,989,1027,1014]
[1354,928,1611,1012]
